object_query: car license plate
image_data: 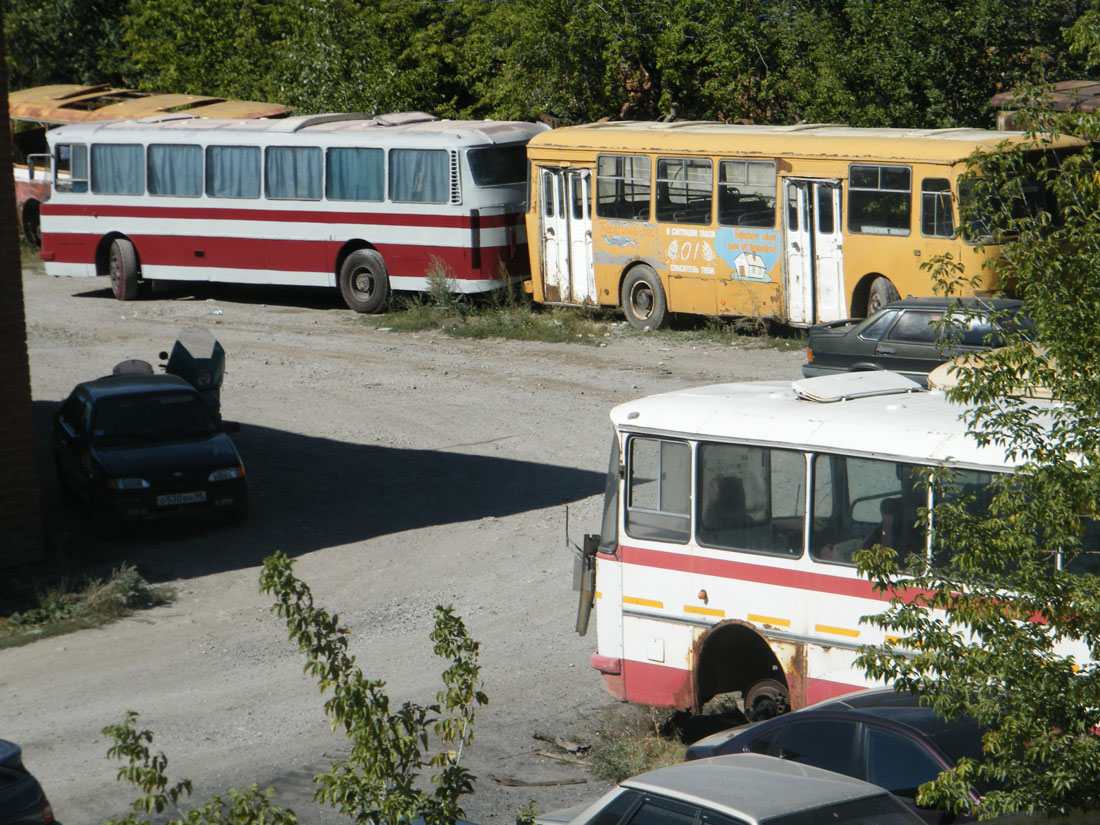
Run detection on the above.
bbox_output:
[157,491,206,507]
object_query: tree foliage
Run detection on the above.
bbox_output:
[3,0,1093,126]
[99,554,488,825]
[855,26,1100,814]
[259,551,488,825]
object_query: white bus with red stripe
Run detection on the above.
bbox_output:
[38,112,548,311]
[577,371,1056,720]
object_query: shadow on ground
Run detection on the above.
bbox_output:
[31,400,604,582]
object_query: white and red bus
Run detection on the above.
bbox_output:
[576,371,1093,719]
[38,111,548,311]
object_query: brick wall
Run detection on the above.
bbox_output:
[0,17,45,566]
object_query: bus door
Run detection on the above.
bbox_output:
[539,167,595,304]
[783,179,845,324]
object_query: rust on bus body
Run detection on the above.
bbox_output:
[9,84,289,124]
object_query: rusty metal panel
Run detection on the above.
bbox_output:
[9,84,289,125]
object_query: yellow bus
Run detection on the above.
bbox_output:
[524,122,1082,329]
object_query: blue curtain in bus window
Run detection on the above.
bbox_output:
[91,144,144,195]
[206,146,261,199]
[266,146,322,200]
[326,147,383,201]
[390,148,449,203]
[148,144,202,197]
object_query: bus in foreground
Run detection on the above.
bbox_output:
[525,123,1082,329]
[576,371,1095,719]
[38,112,547,310]
[11,83,289,246]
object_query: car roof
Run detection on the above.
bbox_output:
[76,373,196,399]
[621,753,889,822]
[0,739,19,764]
[879,296,1023,312]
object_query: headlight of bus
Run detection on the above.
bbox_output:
[108,477,150,490]
[208,466,244,482]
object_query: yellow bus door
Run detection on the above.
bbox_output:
[539,167,595,305]
[783,179,846,324]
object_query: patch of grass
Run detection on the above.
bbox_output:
[589,705,687,782]
[367,264,621,344]
[0,564,174,648]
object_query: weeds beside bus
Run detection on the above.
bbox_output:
[39,112,547,310]
[577,371,1095,720]
[525,123,1083,330]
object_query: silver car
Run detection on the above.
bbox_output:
[536,753,922,825]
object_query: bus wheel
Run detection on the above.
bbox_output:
[867,276,899,315]
[621,266,667,330]
[21,200,40,248]
[339,249,390,313]
[744,678,790,721]
[109,238,140,301]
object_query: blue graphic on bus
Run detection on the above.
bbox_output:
[715,227,780,282]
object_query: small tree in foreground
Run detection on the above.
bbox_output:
[258,551,488,825]
[101,552,488,825]
[856,34,1100,818]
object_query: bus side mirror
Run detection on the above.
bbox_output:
[574,533,600,636]
[27,153,49,181]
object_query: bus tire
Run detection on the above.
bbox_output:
[21,200,41,248]
[339,249,390,313]
[621,266,667,330]
[867,276,899,315]
[109,238,140,301]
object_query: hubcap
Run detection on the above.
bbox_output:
[353,267,375,297]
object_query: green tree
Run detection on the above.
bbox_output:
[4,0,130,89]
[259,551,488,825]
[855,38,1100,817]
[100,553,489,825]
[101,711,297,825]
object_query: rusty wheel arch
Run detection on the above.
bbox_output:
[691,619,796,713]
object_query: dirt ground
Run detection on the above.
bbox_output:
[4,265,804,825]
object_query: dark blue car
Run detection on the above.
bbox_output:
[0,739,57,825]
[684,689,984,824]
[53,373,248,528]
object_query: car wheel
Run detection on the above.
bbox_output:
[621,265,668,330]
[339,249,390,313]
[109,238,140,301]
[867,277,899,316]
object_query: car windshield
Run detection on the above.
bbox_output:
[92,392,216,440]
[764,794,917,825]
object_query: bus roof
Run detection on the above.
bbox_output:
[609,372,1047,470]
[9,83,290,124]
[527,121,1084,164]
[45,112,549,147]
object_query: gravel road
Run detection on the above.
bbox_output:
[5,267,803,825]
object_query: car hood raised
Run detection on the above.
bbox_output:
[91,433,241,477]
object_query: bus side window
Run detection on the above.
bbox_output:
[921,177,954,238]
[596,154,651,221]
[390,148,451,204]
[811,455,926,565]
[848,164,911,236]
[656,157,712,225]
[206,146,261,199]
[266,146,322,200]
[90,143,144,195]
[625,437,690,543]
[696,443,804,557]
[54,143,88,193]
[718,159,777,228]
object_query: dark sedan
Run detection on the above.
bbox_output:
[54,373,248,528]
[684,689,984,824]
[802,297,1027,386]
[0,739,57,825]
